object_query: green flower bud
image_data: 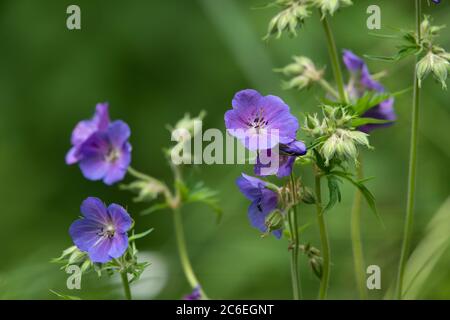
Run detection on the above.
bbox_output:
[174,111,206,137]
[310,257,323,279]
[120,179,167,203]
[265,210,285,232]
[417,51,449,89]
[300,186,316,204]
[314,0,353,17]
[265,1,311,39]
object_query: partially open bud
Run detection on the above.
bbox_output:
[278,56,324,91]
[120,179,167,202]
[313,0,353,17]
[321,129,370,166]
[417,51,449,89]
[265,1,311,39]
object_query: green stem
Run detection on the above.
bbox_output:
[120,272,132,300]
[350,156,367,300]
[127,166,151,181]
[396,0,422,300]
[319,79,340,100]
[288,174,301,300]
[314,169,330,299]
[320,12,348,104]
[173,207,208,299]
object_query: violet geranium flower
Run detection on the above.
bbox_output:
[236,173,281,238]
[342,50,396,133]
[66,103,110,165]
[66,103,132,185]
[78,121,132,185]
[254,140,307,178]
[225,89,299,151]
[69,197,132,263]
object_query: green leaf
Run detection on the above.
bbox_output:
[128,228,154,242]
[351,117,393,127]
[325,175,342,211]
[385,197,450,299]
[49,290,81,300]
[351,91,392,115]
[329,171,382,225]
[185,183,223,222]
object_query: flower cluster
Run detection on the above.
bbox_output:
[66,103,131,185]
[225,89,307,237]
[264,0,353,39]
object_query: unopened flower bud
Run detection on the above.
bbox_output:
[265,1,311,39]
[300,186,315,204]
[314,0,353,17]
[265,210,285,232]
[417,51,449,89]
[310,257,323,279]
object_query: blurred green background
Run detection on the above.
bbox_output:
[0,0,449,299]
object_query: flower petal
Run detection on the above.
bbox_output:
[69,219,102,252]
[108,233,129,259]
[79,156,110,181]
[343,49,365,72]
[103,142,131,185]
[232,89,262,111]
[236,173,266,201]
[80,197,109,224]
[88,237,113,263]
[107,204,132,233]
[108,120,131,147]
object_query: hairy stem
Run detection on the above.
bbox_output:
[120,272,132,300]
[314,169,330,299]
[173,207,208,299]
[396,0,422,300]
[320,13,348,104]
[288,174,301,300]
[351,156,367,300]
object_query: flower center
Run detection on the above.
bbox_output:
[98,224,116,238]
[247,109,269,134]
[106,148,120,163]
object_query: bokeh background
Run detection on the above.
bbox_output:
[0,0,449,299]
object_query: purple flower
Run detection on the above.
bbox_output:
[432,0,441,4]
[342,50,396,133]
[66,104,132,185]
[254,140,307,178]
[78,121,132,185]
[183,286,202,300]
[66,103,110,165]
[236,173,281,238]
[69,197,132,263]
[225,89,299,151]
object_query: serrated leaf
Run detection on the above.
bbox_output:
[185,184,223,222]
[325,175,342,211]
[329,171,383,226]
